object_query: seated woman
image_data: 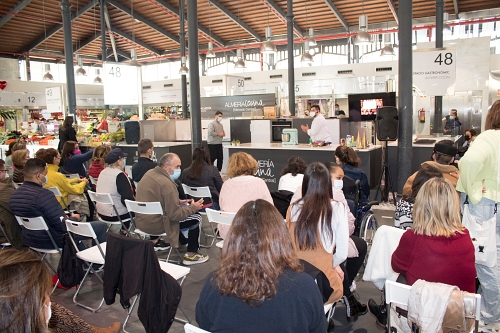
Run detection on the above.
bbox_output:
[196,200,327,333]
[462,128,477,147]
[12,149,29,183]
[278,156,307,193]
[181,146,223,210]
[335,146,370,203]
[35,148,91,219]
[394,165,443,229]
[95,148,134,234]
[0,248,120,333]
[4,141,16,174]
[287,162,349,305]
[88,145,111,180]
[218,152,273,239]
[60,141,94,177]
[369,177,476,329]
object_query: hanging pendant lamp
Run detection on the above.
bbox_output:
[75,55,87,76]
[129,48,140,66]
[380,34,395,56]
[308,27,317,46]
[300,43,313,64]
[355,15,371,45]
[234,49,246,69]
[207,42,216,58]
[42,64,54,81]
[262,27,277,54]
[179,56,189,75]
[93,68,103,84]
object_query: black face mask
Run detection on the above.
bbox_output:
[464,135,470,141]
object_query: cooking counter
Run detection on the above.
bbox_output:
[227,143,382,192]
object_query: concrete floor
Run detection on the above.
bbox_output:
[49,205,396,333]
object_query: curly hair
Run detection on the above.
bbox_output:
[212,200,301,306]
[226,152,258,178]
[0,249,52,333]
[335,146,360,167]
[486,100,500,130]
[281,156,307,176]
[11,149,28,168]
[92,145,111,163]
[37,148,59,165]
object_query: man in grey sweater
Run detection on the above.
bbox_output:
[207,111,225,171]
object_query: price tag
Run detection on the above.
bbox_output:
[45,86,63,112]
[103,63,141,105]
[413,48,456,96]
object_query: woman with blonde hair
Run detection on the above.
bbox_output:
[196,200,327,333]
[368,177,476,329]
[393,177,475,290]
[457,99,500,329]
[11,149,29,183]
[218,152,273,238]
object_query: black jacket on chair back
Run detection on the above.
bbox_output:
[104,233,182,332]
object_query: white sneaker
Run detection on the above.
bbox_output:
[479,320,500,332]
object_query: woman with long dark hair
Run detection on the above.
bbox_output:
[60,141,94,177]
[181,146,223,209]
[196,200,327,333]
[287,162,349,304]
[58,116,77,152]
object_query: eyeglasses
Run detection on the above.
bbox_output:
[0,169,7,172]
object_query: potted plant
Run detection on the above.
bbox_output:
[235,139,240,146]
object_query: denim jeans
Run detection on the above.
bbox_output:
[72,221,107,251]
[461,193,500,323]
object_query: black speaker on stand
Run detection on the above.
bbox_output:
[124,121,140,144]
[375,107,398,204]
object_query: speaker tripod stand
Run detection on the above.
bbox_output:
[375,141,397,205]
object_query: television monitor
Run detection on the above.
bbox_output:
[348,92,396,122]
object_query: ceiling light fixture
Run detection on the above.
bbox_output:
[129,48,140,66]
[42,63,54,81]
[262,26,277,54]
[443,12,452,32]
[235,49,246,68]
[308,27,317,46]
[206,0,216,58]
[75,55,87,76]
[300,42,313,65]
[179,56,189,75]
[93,68,102,84]
[207,42,216,58]
[355,15,371,45]
[380,6,395,56]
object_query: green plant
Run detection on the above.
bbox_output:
[0,110,17,120]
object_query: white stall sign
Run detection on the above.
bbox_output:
[103,63,140,105]
[24,93,46,107]
[45,86,63,112]
[226,76,245,96]
[413,48,456,96]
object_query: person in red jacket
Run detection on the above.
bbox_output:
[88,145,111,180]
[368,177,476,328]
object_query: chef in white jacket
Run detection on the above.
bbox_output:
[301,105,332,144]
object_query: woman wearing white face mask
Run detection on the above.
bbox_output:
[0,249,120,333]
[326,162,369,322]
[95,148,135,234]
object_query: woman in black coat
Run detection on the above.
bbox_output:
[58,116,77,152]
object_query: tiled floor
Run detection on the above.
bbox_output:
[48,205,395,333]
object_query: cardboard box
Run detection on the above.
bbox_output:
[264,106,277,119]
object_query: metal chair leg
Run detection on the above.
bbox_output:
[200,218,217,249]
[123,294,140,333]
[72,263,105,313]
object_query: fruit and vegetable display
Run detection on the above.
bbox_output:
[0,131,22,145]
[77,128,125,146]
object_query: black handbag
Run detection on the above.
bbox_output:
[57,232,85,288]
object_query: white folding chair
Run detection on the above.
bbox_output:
[15,215,61,293]
[385,280,482,333]
[88,190,132,236]
[122,247,192,332]
[124,199,180,263]
[89,176,97,186]
[0,223,12,249]
[205,208,236,249]
[65,220,106,313]
[184,323,211,333]
[64,173,80,179]
[46,186,72,212]
[182,184,216,248]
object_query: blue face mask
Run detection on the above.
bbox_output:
[171,169,181,180]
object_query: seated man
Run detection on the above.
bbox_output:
[402,140,458,197]
[9,158,107,250]
[0,159,23,249]
[131,138,157,183]
[135,153,209,266]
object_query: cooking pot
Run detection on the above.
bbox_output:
[282,133,291,142]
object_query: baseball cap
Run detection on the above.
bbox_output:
[104,148,128,164]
